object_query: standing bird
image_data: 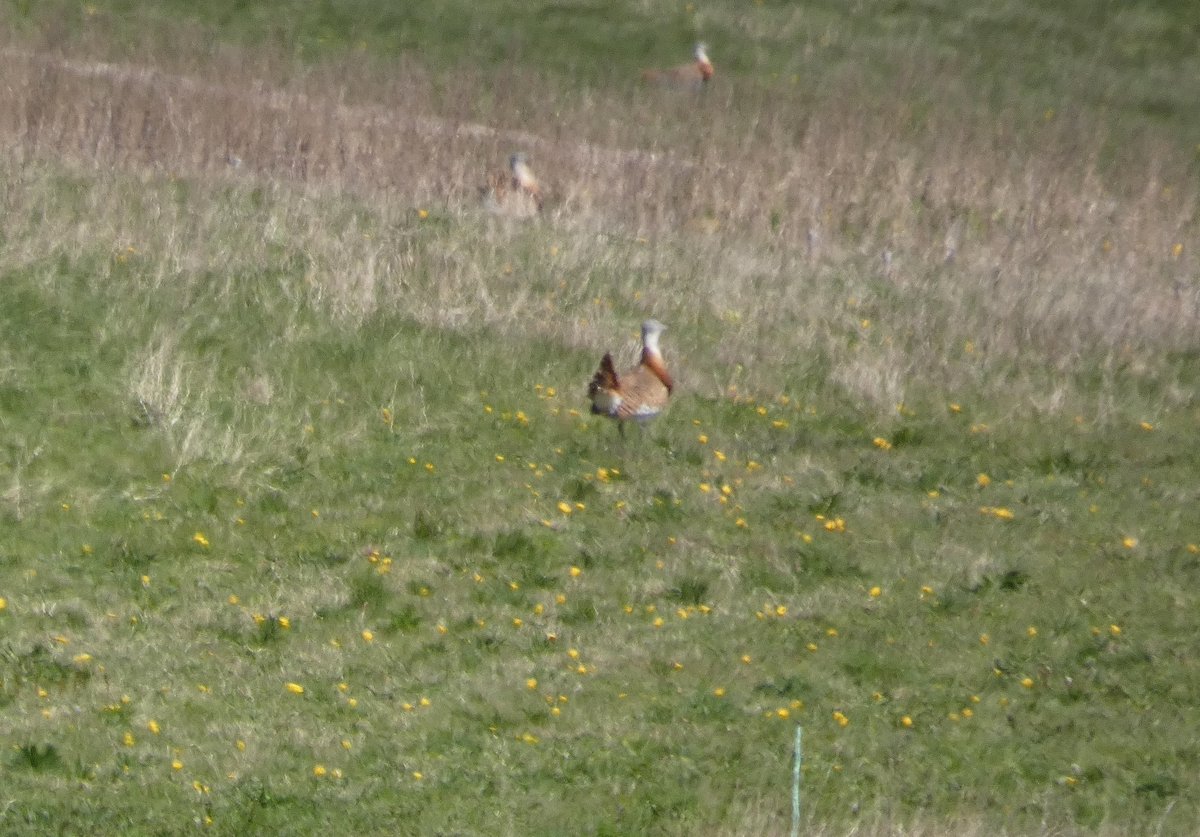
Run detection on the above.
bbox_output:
[588,320,674,436]
[509,153,544,211]
[481,152,544,216]
[641,42,714,89]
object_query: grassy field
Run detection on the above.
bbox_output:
[1,1,1199,834]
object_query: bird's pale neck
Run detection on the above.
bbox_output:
[641,329,663,358]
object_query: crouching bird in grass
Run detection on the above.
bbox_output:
[641,43,714,90]
[482,152,544,216]
[588,320,674,437]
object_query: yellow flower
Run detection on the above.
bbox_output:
[900,715,913,728]
[285,682,305,695]
[123,731,136,747]
[171,759,184,771]
[0,597,6,611]
[361,630,374,643]
[569,566,582,577]
[872,437,892,450]
[417,209,429,220]
[979,633,990,645]
[869,586,882,598]
[713,687,726,697]
[147,720,161,735]
[526,678,538,690]
[1122,536,1137,549]
[1027,626,1038,638]
[73,653,92,664]
[1020,677,1034,689]
[1139,421,1154,431]
[313,764,327,777]
[192,532,210,548]
[776,708,790,719]
[976,473,991,488]
[1109,624,1122,637]
[412,771,424,780]
[557,501,572,515]
[697,434,708,444]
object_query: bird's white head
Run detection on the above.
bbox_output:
[641,319,667,355]
[510,152,529,172]
[694,43,710,64]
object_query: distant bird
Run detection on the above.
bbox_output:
[641,42,714,89]
[588,320,674,436]
[482,152,544,215]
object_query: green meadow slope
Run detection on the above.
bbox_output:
[1,1,1199,834]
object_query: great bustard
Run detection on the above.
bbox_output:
[587,320,674,436]
[482,152,544,215]
[641,43,714,89]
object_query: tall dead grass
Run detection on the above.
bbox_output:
[1,21,1196,413]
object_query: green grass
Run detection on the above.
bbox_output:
[1,1,1199,834]
[1,161,1198,835]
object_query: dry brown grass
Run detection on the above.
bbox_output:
[1,24,1196,415]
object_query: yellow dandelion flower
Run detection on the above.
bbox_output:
[73,653,92,664]
[806,643,818,652]
[900,715,913,728]
[962,708,974,718]
[526,678,538,690]
[872,437,892,450]
[1139,421,1154,431]
[361,630,374,643]
[741,654,752,665]
[713,687,726,697]
[192,532,210,548]
[1109,624,1122,637]
[285,682,305,695]
[569,566,582,577]
[235,739,246,752]
[976,473,991,488]
[869,586,882,598]
[419,697,431,707]
[652,616,664,628]
[412,771,424,780]
[1027,626,1038,638]
[123,731,136,747]
[1122,536,1137,549]
[979,633,990,645]
[512,617,523,628]
[313,764,327,777]
[1020,677,1034,689]
[147,720,160,734]
[0,597,6,611]
[171,759,184,771]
